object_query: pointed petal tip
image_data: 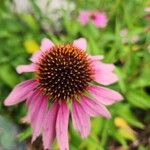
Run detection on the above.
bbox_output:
[16,66,22,74]
[31,136,36,144]
[81,134,88,139]
[88,85,123,105]
[106,112,111,119]
[117,93,124,101]
[4,99,11,106]
[4,80,37,107]
[80,96,112,118]
[4,95,20,106]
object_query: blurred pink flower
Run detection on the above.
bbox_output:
[79,10,108,28]
[145,7,150,12]
[4,38,122,150]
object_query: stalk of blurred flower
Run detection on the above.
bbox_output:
[79,10,108,28]
[24,39,39,54]
[114,117,137,141]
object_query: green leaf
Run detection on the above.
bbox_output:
[127,90,150,109]
[0,64,17,87]
[17,127,32,142]
[21,14,39,31]
[130,66,150,88]
[91,118,104,135]
[115,67,126,93]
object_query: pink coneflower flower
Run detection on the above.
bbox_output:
[4,38,123,150]
[79,10,108,28]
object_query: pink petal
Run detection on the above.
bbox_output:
[43,101,59,150]
[79,11,90,25]
[30,50,43,63]
[31,96,48,142]
[92,61,115,72]
[26,91,41,113]
[92,61,118,85]
[26,91,43,125]
[71,100,90,138]
[92,12,107,28]
[73,38,87,50]
[88,85,123,105]
[145,7,150,12]
[56,101,69,150]
[30,38,54,63]
[40,38,54,52]
[80,96,111,118]
[93,71,118,85]
[4,80,37,106]
[16,63,37,74]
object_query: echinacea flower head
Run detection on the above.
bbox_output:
[4,38,123,150]
[79,10,108,28]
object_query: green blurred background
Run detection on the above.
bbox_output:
[0,0,150,149]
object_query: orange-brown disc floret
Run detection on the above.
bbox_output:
[36,44,93,100]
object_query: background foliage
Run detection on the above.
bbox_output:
[0,0,150,149]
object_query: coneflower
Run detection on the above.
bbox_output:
[4,38,123,150]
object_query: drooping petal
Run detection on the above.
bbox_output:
[16,63,37,74]
[4,80,37,106]
[79,96,111,118]
[40,38,54,52]
[93,71,118,85]
[56,101,69,150]
[88,85,123,105]
[26,91,48,142]
[73,38,87,50]
[26,91,41,114]
[31,96,48,142]
[92,12,107,28]
[71,100,90,138]
[26,92,44,141]
[79,11,90,25]
[43,101,59,150]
